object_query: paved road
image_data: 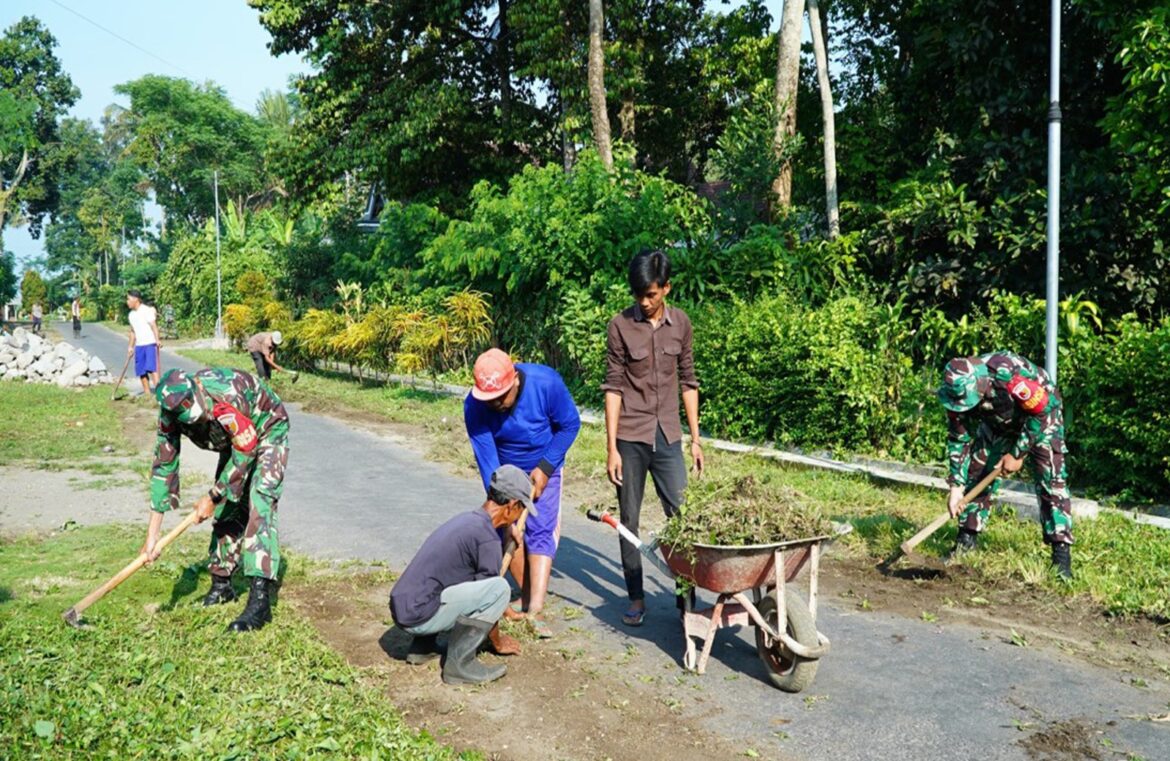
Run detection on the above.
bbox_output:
[71,322,1170,760]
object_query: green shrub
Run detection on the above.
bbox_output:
[695,293,919,455]
[1064,316,1170,500]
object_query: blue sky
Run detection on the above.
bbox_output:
[4,0,308,267]
[4,0,789,270]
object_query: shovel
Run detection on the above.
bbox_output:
[879,465,1004,572]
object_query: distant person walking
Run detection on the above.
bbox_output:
[125,290,161,395]
[30,302,43,335]
[246,330,295,381]
[71,296,82,339]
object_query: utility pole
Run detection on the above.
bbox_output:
[214,169,225,346]
[1044,0,1061,382]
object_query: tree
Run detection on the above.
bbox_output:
[0,17,79,243]
[0,251,16,306]
[112,75,270,228]
[771,0,805,210]
[43,118,146,292]
[252,0,551,211]
[587,0,614,170]
[807,0,839,237]
[20,268,47,310]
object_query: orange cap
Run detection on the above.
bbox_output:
[472,348,517,401]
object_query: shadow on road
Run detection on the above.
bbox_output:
[551,534,774,686]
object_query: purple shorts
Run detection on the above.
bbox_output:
[525,469,562,558]
[134,345,157,377]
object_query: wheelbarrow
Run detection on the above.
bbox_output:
[587,509,832,693]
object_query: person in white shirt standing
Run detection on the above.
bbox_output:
[71,296,82,339]
[125,290,161,395]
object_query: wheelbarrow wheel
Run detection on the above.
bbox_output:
[755,588,819,693]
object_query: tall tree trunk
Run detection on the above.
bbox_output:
[619,95,635,153]
[808,0,839,238]
[771,0,805,212]
[588,0,614,170]
[497,0,512,141]
[0,149,31,233]
[560,93,577,171]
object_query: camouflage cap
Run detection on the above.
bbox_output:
[155,369,207,424]
[937,357,989,412]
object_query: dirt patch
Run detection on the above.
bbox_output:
[1019,719,1107,761]
[117,399,159,453]
[820,553,1170,679]
[287,574,773,761]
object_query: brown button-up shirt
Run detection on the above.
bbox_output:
[602,304,699,446]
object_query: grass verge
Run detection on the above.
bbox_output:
[177,348,1170,621]
[0,523,476,759]
[179,349,466,428]
[0,384,128,464]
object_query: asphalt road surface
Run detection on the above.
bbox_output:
[70,321,1169,760]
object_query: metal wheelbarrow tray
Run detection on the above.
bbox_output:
[588,509,832,693]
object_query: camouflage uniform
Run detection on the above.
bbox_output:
[939,352,1072,545]
[153,368,290,579]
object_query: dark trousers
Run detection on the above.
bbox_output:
[250,352,271,379]
[617,426,687,602]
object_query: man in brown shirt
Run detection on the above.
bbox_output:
[602,249,704,626]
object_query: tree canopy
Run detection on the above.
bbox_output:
[0,16,78,241]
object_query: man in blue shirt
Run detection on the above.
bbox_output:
[464,348,581,632]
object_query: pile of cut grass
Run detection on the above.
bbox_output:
[660,472,834,552]
[0,524,477,759]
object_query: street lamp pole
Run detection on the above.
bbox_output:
[1044,0,1062,382]
[214,169,223,343]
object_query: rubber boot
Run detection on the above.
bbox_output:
[1051,542,1072,580]
[441,616,507,686]
[202,574,237,606]
[946,528,978,562]
[405,634,441,665]
[227,577,272,632]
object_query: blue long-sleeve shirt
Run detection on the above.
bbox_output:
[464,363,582,490]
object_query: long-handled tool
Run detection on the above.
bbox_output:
[500,507,530,576]
[879,465,1004,572]
[586,509,675,579]
[110,352,132,401]
[62,511,199,627]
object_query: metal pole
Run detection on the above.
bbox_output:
[214,169,223,342]
[1044,0,1062,382]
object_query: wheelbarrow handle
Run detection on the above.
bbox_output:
[586,509,674,579]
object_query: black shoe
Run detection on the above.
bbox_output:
[441,616,507,686]
[202,574,237,606]
[227,577,272,632]
[946,528,978,561]
[1051,542,1072,580]
[406,634,441,665]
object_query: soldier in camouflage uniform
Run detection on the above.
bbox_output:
[141,367,291,631]
[937,351,1072,578]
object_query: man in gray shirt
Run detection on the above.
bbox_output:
[390,464,532,685]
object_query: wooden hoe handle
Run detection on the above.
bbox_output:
[62,511,199,626]
[500,507,530,576]
[899,466,1004,555]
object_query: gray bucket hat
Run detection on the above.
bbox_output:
[489,464,537,515]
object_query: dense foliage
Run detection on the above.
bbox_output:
[12,2,1170,499]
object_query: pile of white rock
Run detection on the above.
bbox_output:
[0,327,114,387]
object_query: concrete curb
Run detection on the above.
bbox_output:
[337,364,1170,532]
